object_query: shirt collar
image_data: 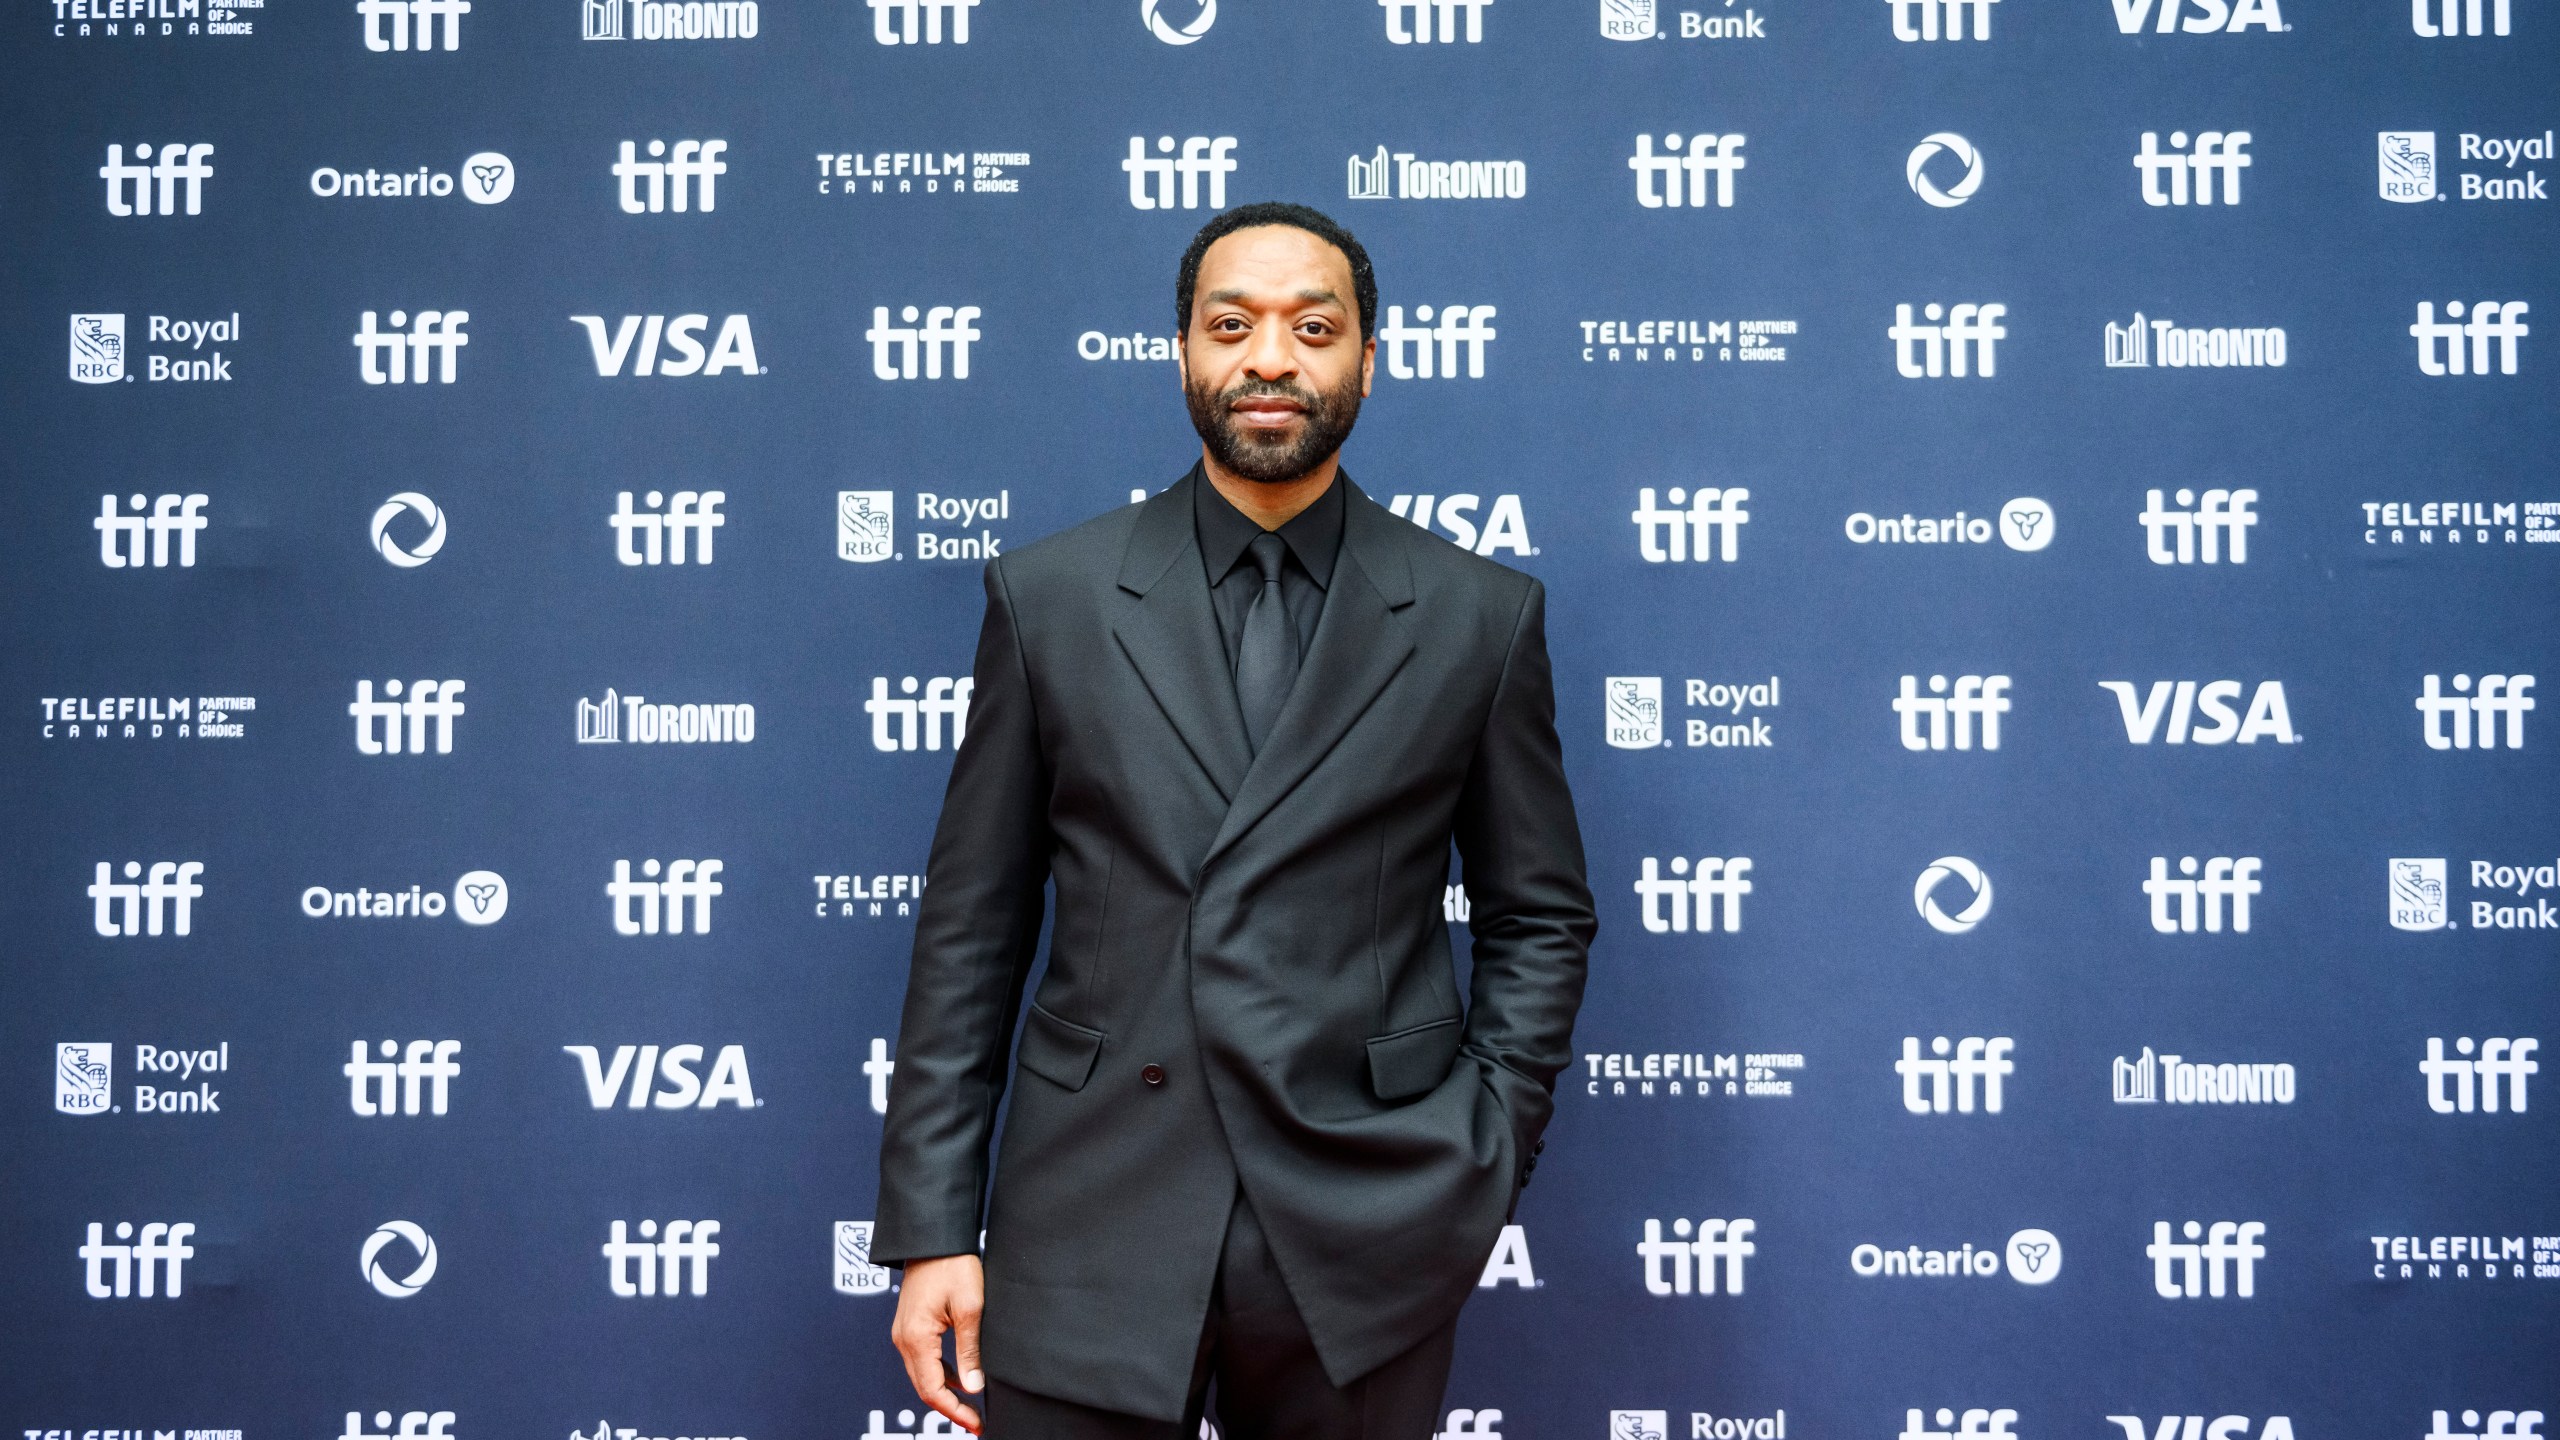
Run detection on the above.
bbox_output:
[1193,463,1344,590]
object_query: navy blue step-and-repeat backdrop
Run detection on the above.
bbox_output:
[3,2,2555,1438]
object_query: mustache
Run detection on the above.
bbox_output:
[1218,379,1319,410]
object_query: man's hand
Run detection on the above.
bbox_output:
[891,1254,986,1434]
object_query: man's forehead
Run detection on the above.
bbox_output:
[1196,227,1355,306]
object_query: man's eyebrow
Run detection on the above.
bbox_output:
[1200,287,1348,310]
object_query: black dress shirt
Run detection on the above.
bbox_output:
[1194,466,1343,673]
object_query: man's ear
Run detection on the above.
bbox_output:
[1359,335,1376,398]
[1174,326,1189,390]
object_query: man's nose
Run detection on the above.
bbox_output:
[1240,320,1299,380]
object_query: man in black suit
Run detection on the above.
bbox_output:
[875,203,1596,1439]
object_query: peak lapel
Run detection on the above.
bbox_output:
[1111,472,1253,804]
[1202,481,1418,869]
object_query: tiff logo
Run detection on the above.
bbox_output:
[612,490,726,565]
[2412,0,2508,31]
[2428,1418,2543,1440]
[616,139,728,213]
[89,861,204,937]
[868,676,974,751]
[1123,136,1238,211]
[340,1416,455,1440]
[1633,487,1748,562]
[604,1219,721,1295]
[350,680,466,755]
[1890,303,2005,377]
[354,310,468,384]
[1637,1217,1755,1294]
[2145,856,2262,933]
[2422,1036,2538,1112]
[100,143,213,216]
[1629,134,1746,208]
[608,859,725,935]
[1904,1413,2018,1440]
[95,494,208,568]
[358,0,468,49]
[1634,856,1752,933]
[1382,0,1491,41]
[2148,1220,2265,1297]
[868,306,982,379]
[2412,302,2529,376]
[2140,487,2256,564]
[1889,0,1996,39]
[1898,1036,2013,1113]
[2135,131,2251,205]
[869,0,975,43]
[2416,674,2535,750]
[1379,305,1498,379]
[81,1222,196,1297]
[1894,675,2010,751]
[345,1040,462,1116]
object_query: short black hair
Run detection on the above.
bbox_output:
[1175,202,1378,341]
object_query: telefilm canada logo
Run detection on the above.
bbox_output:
[42,694,253,740]
[2369,1234,2558,1281]
[54,0,259,38]
[1580,1048,1802,1098]
[817,148,1029,197]
[1579,317,1793,365]
[814,869,925,918]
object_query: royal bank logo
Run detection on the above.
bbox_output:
[608,859,725,935]
[2113,1047,2296,1104]
[345,1040,461,1116]
[2106,314,2287,368]
[1581,1048,1802,1098]
[832,491,895,562]
[1580,318,1793,364]
[1381,0,1492,41]
[565,1044,759,1109]
[585,0,761,39]
[100,143,213,215]
[2383,133,2440,201]
[1852,1229,2060,1283]
[1890,303,2005,377]
[2141,487,2257,564]
[868,0,974,43]
[1123,136,1237,210]
[1607,678,1664,749]
[834,1221,893,1294]
[1899,1035,2012,1111]
[2111,0,2283,31]
[867,677,973,751]
[867,306,981,379]
[578,690,755,745]
[1347,148,1526,200]
[1388,493,1532,555]
[2412,0,2511,33]
[615,139,727,213]
[1634,856,1751,934]
[374,492,449,567]
[2391,858,2451,930]
[817,149,1029,197]
[572,315,763,377]
[95,494,209,567]
[1629,134,1745,208]
[81,1221,198,1297]
[2149,1221,2266,1297]
[1611,1417,1669,1440]
[56,1044,115,1114]
[301,871,508,924]
[1908,133,1984,206]
[2433,132,2551,200]
[2423,1036,2538,1113]
[70,314,124,382]
[42,695,253,740]
[1637,1217,1754,1294]
[358,0,467,50]
[1914,857,1993,934]
[1891,0,1996,39]
[311,152,514,204]
[2416,673,2535,749]
[2413,301,2530,375]
[2144,856,2262,934]
[611,490,723,565]
[604,1220,721,1295]
[1601,0,1656,38]
[1141,0,1214,44]
[90,861,204,937]
[361,1220,438,1297]
[1379,305,1497,379]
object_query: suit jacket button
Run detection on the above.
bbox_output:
[1140,1064,1167,1086]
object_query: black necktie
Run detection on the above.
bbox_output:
[1234,532,1297,754]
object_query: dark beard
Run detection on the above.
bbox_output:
[1184,366,1364,485]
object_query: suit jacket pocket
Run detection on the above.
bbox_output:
[1366,1016,1462,1102]
[1017,1003,1106,1092]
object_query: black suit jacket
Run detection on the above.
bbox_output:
[873,470,1596,1421]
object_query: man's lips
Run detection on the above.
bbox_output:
[1229,397,1305,426]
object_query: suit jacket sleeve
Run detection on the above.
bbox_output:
[1451,577,1597,1186]
[872,556,1053,1266]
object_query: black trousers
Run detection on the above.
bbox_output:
[985,1191,1459,1440]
